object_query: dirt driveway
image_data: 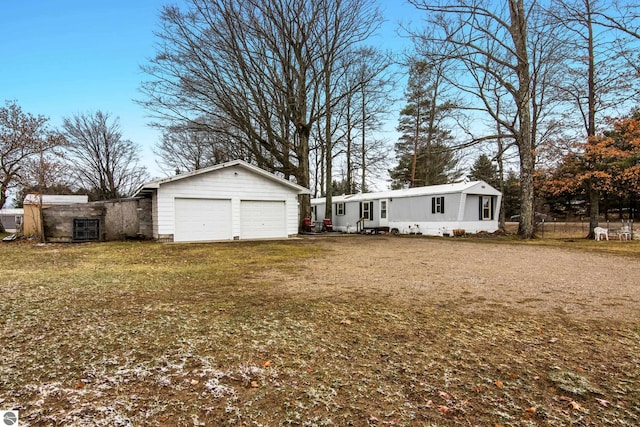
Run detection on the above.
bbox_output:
[271,235,640,323]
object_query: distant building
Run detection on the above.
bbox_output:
[22,194,89,237]
[0,208,24,233]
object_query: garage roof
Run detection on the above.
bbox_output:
[134,159,310,196]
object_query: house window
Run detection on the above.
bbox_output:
[336,202,345,216]
[380,200,387,219]
[360,201,373,220]
[480,196,493,220]
[432,196,445,214]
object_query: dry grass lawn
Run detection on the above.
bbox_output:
[1,234,639,426]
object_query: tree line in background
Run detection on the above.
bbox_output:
[2,0,639,238]
[139,0,393,222]
[139,0,640,238]
[0,101,148,231]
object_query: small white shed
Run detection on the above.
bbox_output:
[134,160,309,242]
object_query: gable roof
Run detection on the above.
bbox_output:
[134,159,310,196]
[312,180,500,204]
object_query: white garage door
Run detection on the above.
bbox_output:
[240,200,286,239]
[174,198,232,242]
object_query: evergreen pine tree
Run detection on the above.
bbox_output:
[389,60,460,189]
[468,154,500,188]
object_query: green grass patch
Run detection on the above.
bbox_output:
[1,239,638,426]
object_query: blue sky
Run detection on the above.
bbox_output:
[1,1,170,175]
[1,1,415,179]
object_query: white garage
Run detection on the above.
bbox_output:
[134,160,309,242]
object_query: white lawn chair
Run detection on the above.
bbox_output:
[619,224,631,241]
[594,227,609,241]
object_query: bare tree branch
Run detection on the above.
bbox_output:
[62,111,148,200]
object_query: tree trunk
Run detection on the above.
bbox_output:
[361,87,367,192]
[509,0,536,239]
[588,183,599,239]
[585,1,598,239]
[346,98,353,194]
[411,105,420,187]
[496,134,506,231]
[0,186,6,232]
[324,79,333,221]
[297,127,312,231]
[517,148,536,238]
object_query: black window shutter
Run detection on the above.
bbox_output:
[432,197,436,214]
[441,197,445,214]
[370,201,374,221]
[479,197,483,220]
[359,202,363,219]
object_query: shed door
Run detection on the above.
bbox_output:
[174,198,232,242]
[240,200,286,239]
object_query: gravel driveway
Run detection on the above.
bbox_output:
[270,235,640,322]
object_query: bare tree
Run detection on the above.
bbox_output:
[312,46,394,201]
[155,118,248,174]
[140,0,382,226]
[313,3,384,219]
[0,101,64,225]
[408,0,567,238]
[581,0,640,39]
[549,0,640,237]
[18,150,73,193]
[62,111,148,200]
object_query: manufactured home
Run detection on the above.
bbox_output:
[0,208,24,233]
[311,181,502,236]
[134,160,309,242]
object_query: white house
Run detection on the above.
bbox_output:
[0,208,24,233]
[134,160,309,242]
[311,181,502,236]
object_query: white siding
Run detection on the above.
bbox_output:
[155,165,300,241]
[240,200,286,239]
[174,198,232,242]
[311,180,502,236]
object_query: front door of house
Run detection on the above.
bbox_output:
[379,199,389,227]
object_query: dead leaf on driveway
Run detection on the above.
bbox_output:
[570,400,587,412]
[437,405,450,415]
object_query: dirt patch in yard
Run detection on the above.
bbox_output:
[267,235,640,323]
